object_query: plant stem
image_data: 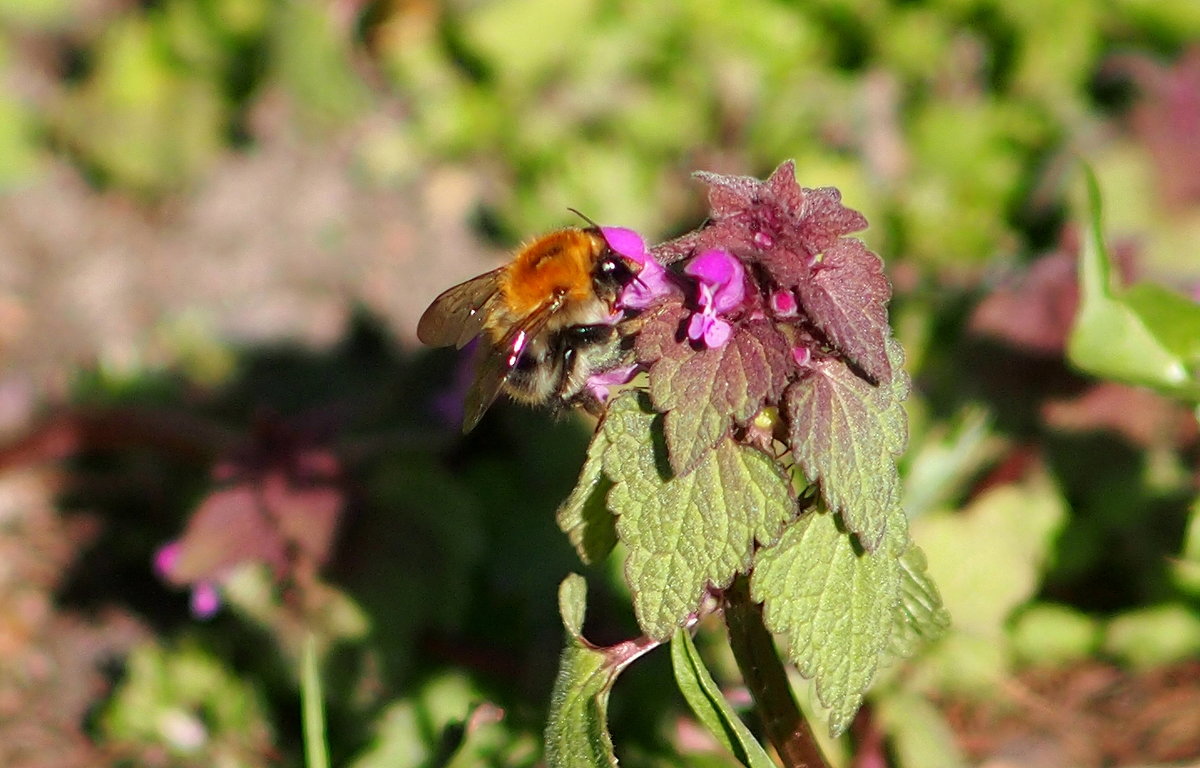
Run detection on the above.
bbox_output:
[723,575,830,768]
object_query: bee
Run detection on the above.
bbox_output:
[417,222,641,432]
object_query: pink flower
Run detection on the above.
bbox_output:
[585,363,639,404]
[154,540,221,620]
[602,227,676,310]
[770,289,798,317]
[683,249,746,348]
[191,583,221,619]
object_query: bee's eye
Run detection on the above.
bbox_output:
[597,255,636,287]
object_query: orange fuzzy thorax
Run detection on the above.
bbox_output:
[498,229,605,316]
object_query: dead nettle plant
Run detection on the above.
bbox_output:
[542,162,948,768]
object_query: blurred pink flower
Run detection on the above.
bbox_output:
[154,540,221,620]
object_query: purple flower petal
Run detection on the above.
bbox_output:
[585,363,639,403]
[601,226,648,262]
[191,582,221,619]
[619,257,675,310]
[687,308,733,348]
[604,227,677,310]
[684,249,745,313]
[704,317,733,347]
[687,311,711,344]
[154,541,181,581]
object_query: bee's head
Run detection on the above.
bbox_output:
[593,251,638,292]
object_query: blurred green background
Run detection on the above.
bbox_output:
[1,0,1199,766]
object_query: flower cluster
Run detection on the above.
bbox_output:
[603,227,749,350]
[583,162,901,540]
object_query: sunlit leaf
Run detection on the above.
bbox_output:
[638,308,792,476]
[751,506,907,737]
[888,542,951,660]
[794,237,893,384]
[784,341,909,551]
[603,393,793,640]
[1067,165,1200,400]
[669,631,775,768]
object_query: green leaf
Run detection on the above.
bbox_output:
[876,692,968,768]
[559,574,589,639]
[302,634,330,768]
[603,393,793,640]
[1011,603,1100,665]
[547,568,662,768]
[913,474,1065,639]
[273,0,371,125]
[888,542,951,660]
[351,674,505,768]
[1170,494,1200,597]
[556,428,618,565]
[751,506,907,737]
[99,641,272,760]
[1104,603,1200,668]
[901,405,1001,519]
[784,340,909,551]
[1067,165,1200,400]
[669,631,776,768]
[638,308,792,475]
[545,643,619,768]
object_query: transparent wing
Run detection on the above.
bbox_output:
[417,268,504,349]
[460,298,562,433]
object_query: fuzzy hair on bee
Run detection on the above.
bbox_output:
[417,225,641,432]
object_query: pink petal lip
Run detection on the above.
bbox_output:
[684,249,745,313]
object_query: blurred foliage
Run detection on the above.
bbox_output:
[2,0,1200,765]
[100,641,275,767]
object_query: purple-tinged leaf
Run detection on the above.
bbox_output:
[784,340,909,551]
[788,184,869,256]
[661,162,869,293]
[637,306,793,476]
[167,485,289,584]
[795,238,893,383]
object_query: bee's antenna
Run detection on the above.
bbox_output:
[567,207,601,229]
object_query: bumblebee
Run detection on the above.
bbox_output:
[417,225,641,432]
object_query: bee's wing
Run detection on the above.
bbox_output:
[460,298,561,433]
[417,269,505,349]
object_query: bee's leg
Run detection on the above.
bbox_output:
[555,323,636,417]
[614,313,648,337]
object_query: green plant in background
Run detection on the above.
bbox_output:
[100,641,275,767]
[5,0,1197,266]
[1067,165,1200,667]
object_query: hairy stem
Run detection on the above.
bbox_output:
[723,575,830,768]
